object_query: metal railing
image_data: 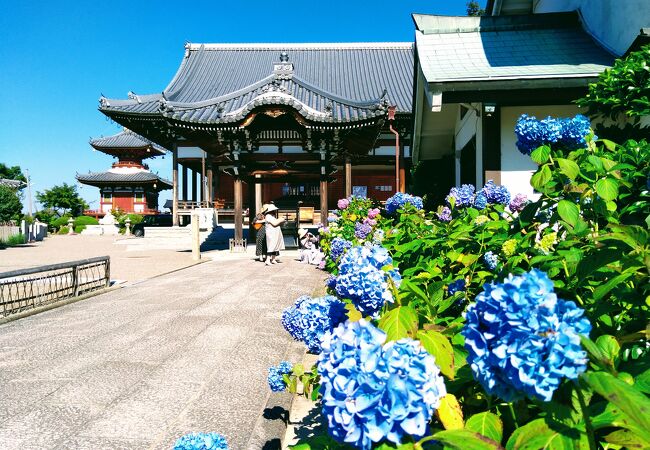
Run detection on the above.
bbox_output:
[0,256,110,317]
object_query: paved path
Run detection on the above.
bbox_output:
[0,258,325,449]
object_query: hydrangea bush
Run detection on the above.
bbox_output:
[173,432,228,450]
[281,81,649,448]
[281,295,347,353]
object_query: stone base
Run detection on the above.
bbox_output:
[81,225,120,236]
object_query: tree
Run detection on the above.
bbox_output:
[36,183,88,217]
[466,1,485,16]
[0,185,23,222]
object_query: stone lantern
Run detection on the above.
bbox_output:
[125,217,132,236]
[67,217,74,235]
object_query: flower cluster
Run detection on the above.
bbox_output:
[173,433,228,450]
[385,192,424,214]
[535,231,558,255]
[319,320,446,449]
[446,184,475,208]
[447,279,466,295]
[515,114,592,155]
[462,269,591,402]
[267,361,293,392]
[474,215,489,226]
[483,251,498,270]
[482,180,511,205]
[502,239,517,257]
[330,237,352,262]
[436,206,452,222]
[372,229,385,244]
[367,208,380,219]
[509,193,529,213]
[281,295,347,353]
[335,245,401,317]
[354,222,373,240]
[337,198,350,209]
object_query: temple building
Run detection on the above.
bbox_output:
[77,130,172,216]
[98,43,414,241]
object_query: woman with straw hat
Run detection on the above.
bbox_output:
[264,204,285,265]
[254,204,271,262]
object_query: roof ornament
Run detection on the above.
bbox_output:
[127,91,142,104]
[273,52,294,80]
[99,95,110,108]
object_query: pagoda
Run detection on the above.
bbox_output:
[77,129,172,217]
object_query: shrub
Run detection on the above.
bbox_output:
[0,233,26,247]
[73,215,99,233]
[57,226,69,235]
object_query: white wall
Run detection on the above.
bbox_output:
[500,105,583,199]
[534,0,650,56]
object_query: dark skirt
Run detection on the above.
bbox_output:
[255,225,267,256]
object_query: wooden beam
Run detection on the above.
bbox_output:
[172,144,179,227]
[234,177,243,242]
[344,156,352,198]
[206,164,213,204]
[182,165,188,201]
[320,178,328,224]
[201,155,206,203]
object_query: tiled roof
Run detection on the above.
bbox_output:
[100,43,414,124]
[0,179,25,189]
[76,171,172,189]
[90,130,167,155]
[414,12,613,85]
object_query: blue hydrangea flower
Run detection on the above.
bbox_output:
[372,229,385,244]
[268,361,293,392]
[355,222,373,240]
[447,279,466,295]
[335,245,401,317]
[558,115,591,149]
[436,206,452,222]
[173,432,228,450]
[483,251,498,270]
[481,180,511,205]
[515,114,592,155]
[474,192,488,210]
[446,184,475,208]
[319,320,446,449]
[281,295,347,353]
[385,192,424,214]
[330,237,352,262]
[325,275,337,290]
[462,269,591,402]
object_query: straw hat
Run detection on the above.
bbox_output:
[298,228,308,239]
[265,204,279,213]
[260,203,272,214]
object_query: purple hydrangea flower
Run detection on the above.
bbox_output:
[483,251,498,270]
[330,237,352,262]
[174,432,229,450]
[482,180,511,205]
[318,259,326,270]
[363,217,377,227]
[509,193,529,213]
[319,320,446,449]
[436,206,452,222]
[462,269,591,402]
[268,361,293,392]
[355,222,373,240]
[337,198,350,209]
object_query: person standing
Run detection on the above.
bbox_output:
[264,204,285,265]
[254,204,270,262]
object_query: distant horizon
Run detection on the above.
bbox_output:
[0,0,480,214]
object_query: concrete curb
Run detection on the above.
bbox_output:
[0,284,122,326]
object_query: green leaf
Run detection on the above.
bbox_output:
[432,429,503,450]
[582,371,650,442]
[465,412,503,444]
[505,418,586,450]
[605,429,650,448]
[592,272,634,301]
[557,200,580,227]
[531,165,552,192]
[417,330,454,379]
[436,393,464,430]
[595,178,619,201]
[556,158,580,180]
[595,335,620,366]
[599,138,618,151]
[378,305,418,341]
[587,155,604,172]
[530,145,551,164]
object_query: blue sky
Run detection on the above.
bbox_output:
[0,0,480,211]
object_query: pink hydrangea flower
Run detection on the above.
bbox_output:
[367,208,380,219]
[337,198,350,209]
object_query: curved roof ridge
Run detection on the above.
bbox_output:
[90,130,168,155]
[165,44,207,100]
[291,75,386,108]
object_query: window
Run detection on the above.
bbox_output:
[134,192,145,202]
[101,191,112,202]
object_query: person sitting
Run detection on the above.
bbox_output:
[298,228,324,265]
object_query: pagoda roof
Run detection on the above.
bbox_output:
[0,178,26,189]
[90,130,167,156]
[76,171,172,189]
[99,43,414,126]
[413,12,614,89]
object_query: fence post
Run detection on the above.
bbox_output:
[72,264,80,297]
[191,212,201,261]
[105,257,111,288]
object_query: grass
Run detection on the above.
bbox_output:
[0,233,26,247]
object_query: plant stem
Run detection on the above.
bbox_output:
[576,384,597,450]
[508,402,519,429]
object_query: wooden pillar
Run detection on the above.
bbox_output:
[320,178,328,224]
[191,170,198,202]
[255,174,263,213]
[206,164,213,206]
[344,156,352,198]
[234,177,243,242]
[172,144,179,227]
[247,179,256,239]
[399,143,406,193]
[201,154,206,204]
[182,165,188,201]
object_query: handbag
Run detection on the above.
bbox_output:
[253,222,263,231]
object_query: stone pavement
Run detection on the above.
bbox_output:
[0,257,325,449]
